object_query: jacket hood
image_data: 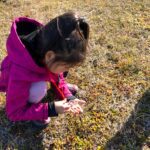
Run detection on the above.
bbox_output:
[6,17,48,74]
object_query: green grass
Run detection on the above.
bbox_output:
[0,0,150,149]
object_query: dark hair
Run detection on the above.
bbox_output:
[21,12,90,67]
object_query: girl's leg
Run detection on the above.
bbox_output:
[28,81,50,128]
[63,71,79,96]
[67,83,79,96]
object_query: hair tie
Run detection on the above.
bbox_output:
[57,15,85,41]
[76,20,84,41]
[56,17,63,38]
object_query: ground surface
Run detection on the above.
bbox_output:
[0,0,150,149]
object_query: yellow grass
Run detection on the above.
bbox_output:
[0,0,150,149]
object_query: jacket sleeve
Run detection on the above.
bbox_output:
[58,73,76,100]
[6,77,49,121]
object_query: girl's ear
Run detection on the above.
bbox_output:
[45,51,55,64]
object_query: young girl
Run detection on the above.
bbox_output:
[0,12,90,127]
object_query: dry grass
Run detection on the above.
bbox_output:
[0,0,150,149]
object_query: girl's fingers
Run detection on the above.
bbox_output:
[64,107,71,112]
[65,106,80,114]
[66,107,76,113]
[64,101,84,114]
[68,100,86,107]
[73,99,86,105]
[71,105,83,114]
[76,105,83,113]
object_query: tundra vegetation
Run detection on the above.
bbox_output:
[0,0,149,149]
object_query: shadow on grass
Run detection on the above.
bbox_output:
[104,88,150,150]
[0,107,46,150]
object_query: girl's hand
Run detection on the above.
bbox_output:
[54,99,71,114]
[54,99,86,115]
[67,99,86,114]
[70,99,86,106]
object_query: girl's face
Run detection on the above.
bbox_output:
[49,62,71,74]
[44,51,72,74]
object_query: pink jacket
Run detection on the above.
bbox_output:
[0,17,73,121]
